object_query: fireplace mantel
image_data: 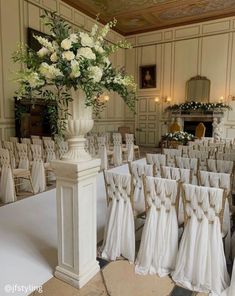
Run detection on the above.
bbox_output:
[168,110,224,138]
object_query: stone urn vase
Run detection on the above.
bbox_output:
[62,88,94,162]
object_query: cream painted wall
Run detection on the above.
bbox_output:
[0,0,131,140]
[126,17,235,146]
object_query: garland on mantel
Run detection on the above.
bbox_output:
[165,101,232,112]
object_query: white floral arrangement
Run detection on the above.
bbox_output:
[163,131,195,144]
[12,11,136,135]
[166,101,231,112]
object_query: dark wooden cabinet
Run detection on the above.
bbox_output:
[15,97,57,138]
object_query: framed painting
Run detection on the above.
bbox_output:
[140,65,156,89]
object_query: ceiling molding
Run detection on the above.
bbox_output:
[62,0,235,36]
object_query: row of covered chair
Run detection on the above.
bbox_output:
[101,164,230,295]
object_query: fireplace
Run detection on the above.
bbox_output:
[184,120,213,137]
[167,111,224,138]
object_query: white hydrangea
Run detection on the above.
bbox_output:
[27,72,44,88]
[70,60,81,78]
[39,62,63,80]
[76,47,96,60]
[62,51,75,61]
[69,33,78,43]
[50,52,58,62]
[34,35,54,52]
[37,47,50,57]
[79,32,94,47]
[102,57,110,67]
[61,38,72,50]
[94,44,104,54]
[88,66,103,83]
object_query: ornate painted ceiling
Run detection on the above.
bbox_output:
[62,0,235,35]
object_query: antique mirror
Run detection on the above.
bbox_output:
[186,75,210,102]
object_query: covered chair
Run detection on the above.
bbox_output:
[135,176,179,276]
[146,153,166,177]
[221,260,235,295]
[128,161,153,217]
[195,122,206,139]
[172,184,229,295]
[175,156,198,185]
[0,148,16,203]
[31,144,46,193]
[102,171,135,262]
[169,122,181,133]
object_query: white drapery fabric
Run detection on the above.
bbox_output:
[125,134,134,162]
[31,144,46,193]
[161,166,190,225]
[129,162,153,215]
[0,148,15,203]
[102,172,135,262]
[113,133,122,166]
[17,143,31,191]
[97,136,108,170]
[172,184,229,295]
[175,156,198,185]
[207,159,234,174]
[146,153,166,177]
[199,170,231,260]
[135,176,178,276]
[221,260,235,296]
[163,148,181,167]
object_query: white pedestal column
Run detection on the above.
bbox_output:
[52,158,101,288]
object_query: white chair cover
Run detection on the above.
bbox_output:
[129,162,153,215]
[3,141,16,169]
[113,133,122,166]
[175,156,198,185]
[102,172,135,262]
[221,260,235,296]
[126,134,135,162]
[17,143,31,191]
[21,138,32,161]
[163,148,181,167]
[161,166,190,225]
[146,153,166,177]
[0,149,15,203]
[208,159,234,174]
[97,136,108,170]
[31,145,46,193]
[135,177,178,276]
[172,184,229,295]
[199,170,231,260]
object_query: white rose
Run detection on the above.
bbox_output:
[61,38,72,50]
[80,32,94,47]
[91,24,98,37]
[50,52,58,62]
[76,47,96,60]
[37,47,50,57]
[70,60,81,78]
[62,51,75,61]
[88,66,103,83]
[69,33,78,43]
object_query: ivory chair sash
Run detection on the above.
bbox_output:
[128,162,153,216]
[175,156,198,185]
[113,133,123,166]
[161,166,190,225]
[135,176,179,276]
[21,138,32,161]
[172,184,229,295]
[3,141,16,169]
[146,153,166,177]
[31,144,46,193]
[198,170,232,260]
[207,159,234,174]
[102,171,135,262]
[0,148,15,203]
[163,148,181,167]
[125,134,135,162]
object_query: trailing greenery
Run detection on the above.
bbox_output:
[12,10,137,136]
[165,101,232,113]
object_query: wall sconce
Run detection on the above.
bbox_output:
[98,94,110,103]
[154,96,172,104]
[228,95,235,101]
[218,96,225,103]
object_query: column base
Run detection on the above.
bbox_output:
[55,261,100,289]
